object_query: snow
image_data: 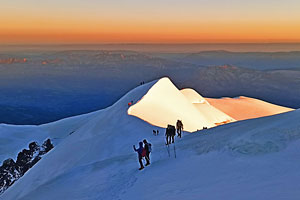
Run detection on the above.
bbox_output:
[1,77,300,200]
[206,96,294,121]
[128,78,234,132]
[181,88,235,125]
[180,88,208,104]
[0,109,98,163]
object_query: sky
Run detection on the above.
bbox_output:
[1,0,300,44]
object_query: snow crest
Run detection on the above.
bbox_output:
[1,78,300,200]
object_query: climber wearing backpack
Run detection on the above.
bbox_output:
[176,120,184,138]
[166,125,176,145]
[133,142,145,170]
[143,139,152,166]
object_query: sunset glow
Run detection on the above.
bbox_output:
[1,0,300,44]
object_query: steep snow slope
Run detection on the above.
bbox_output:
[1,79,160,200]
[206,96,294,120]
[128,78,234,132]
[181,88,235,125]
[1,78,300,200]
[180,88,207,103]
[0,111,98,163]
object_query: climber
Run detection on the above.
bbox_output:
[143,139,152,166]
[176,120,184,138]
[133,142,145,170]
[165,125,176,145]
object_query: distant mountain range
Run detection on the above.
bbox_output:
[0,50,299,125]
[152,50,300,70]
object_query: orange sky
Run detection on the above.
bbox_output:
[1,0,300,44]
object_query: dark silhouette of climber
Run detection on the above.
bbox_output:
[143,139,152,166]
[176,120,184,138]
[133,142,145,170]
[165,125,176,145]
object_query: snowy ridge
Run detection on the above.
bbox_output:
[128,78,234,132]
[1,78,300,200]
[180,88,235,125]
[1,79,159,200]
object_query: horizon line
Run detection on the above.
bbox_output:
[2,42,300,46]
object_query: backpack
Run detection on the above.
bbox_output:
[141,148,146,157]
[170,125,176,136]
[148,143,152,153]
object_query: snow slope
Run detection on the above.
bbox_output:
[1,78,300,200]
[206,96,294,120]
[128,78,234,132]
[181,88,235,125]
[1,79,160,200]
[0,111,98,163]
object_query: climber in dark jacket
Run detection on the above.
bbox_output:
[176,120,183,138]
[133,142,144,170]
[143,139,151,166]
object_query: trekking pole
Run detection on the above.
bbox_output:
[165,142,170,157]
[174,140,177,159]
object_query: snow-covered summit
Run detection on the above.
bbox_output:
[128,77,235,132]
[1,77,299,200]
